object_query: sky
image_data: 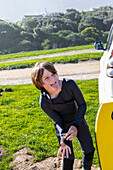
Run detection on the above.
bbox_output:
[0,0,113,22]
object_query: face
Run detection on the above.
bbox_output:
[41,69,59,94]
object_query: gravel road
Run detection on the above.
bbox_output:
[0,60,100,85]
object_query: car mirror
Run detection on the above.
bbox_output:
[94,41,105,50]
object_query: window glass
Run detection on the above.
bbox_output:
[106,24,113,51]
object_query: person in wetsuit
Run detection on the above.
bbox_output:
[31,61,95,170]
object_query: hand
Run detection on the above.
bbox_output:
[57,143,71,160]
[64,125,78,141]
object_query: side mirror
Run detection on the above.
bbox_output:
[94,41,105,50]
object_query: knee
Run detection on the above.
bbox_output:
[84,148,95,161]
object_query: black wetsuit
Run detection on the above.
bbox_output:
[40,78,95,169]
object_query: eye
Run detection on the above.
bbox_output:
[45,77,48,80]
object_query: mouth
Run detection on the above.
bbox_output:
[51,82,58,88]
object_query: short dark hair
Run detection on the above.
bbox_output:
[31,61,57,90]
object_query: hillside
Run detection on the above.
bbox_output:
[0,5,112,54]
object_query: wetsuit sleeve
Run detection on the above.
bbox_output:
[40,95,65,144]
[69,80,87,128]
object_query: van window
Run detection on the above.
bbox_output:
[106,24,113,51]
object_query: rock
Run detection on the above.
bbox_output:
[74,159,82,169]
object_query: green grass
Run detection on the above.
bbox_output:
[0,52,103,70]
[0,79,99,169]
[0,44,94,61]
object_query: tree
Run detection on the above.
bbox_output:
[81,27,108,43]
[0,20,23,53]
[41,39,51,49]
[78,6,113,32]
[64,9,81,22]
[18,17,38,33]
[81,27,100,40]
[78,16,104,32]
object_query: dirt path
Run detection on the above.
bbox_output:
[0,48,102,64]
[0,60,100,85]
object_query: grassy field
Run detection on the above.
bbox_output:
[0,44,94,62]
[0,52,103,70]
[0,79,99,169]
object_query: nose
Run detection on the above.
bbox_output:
[50,75,55,82]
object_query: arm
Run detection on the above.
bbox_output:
[64,80,86,141]
[70,80,87,127]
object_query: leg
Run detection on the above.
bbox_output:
[82,150,95,170]
[62,158,74,170]
[77,119,95,170]
[56,135,74,170]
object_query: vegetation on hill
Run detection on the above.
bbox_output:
[0,6,112,54]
